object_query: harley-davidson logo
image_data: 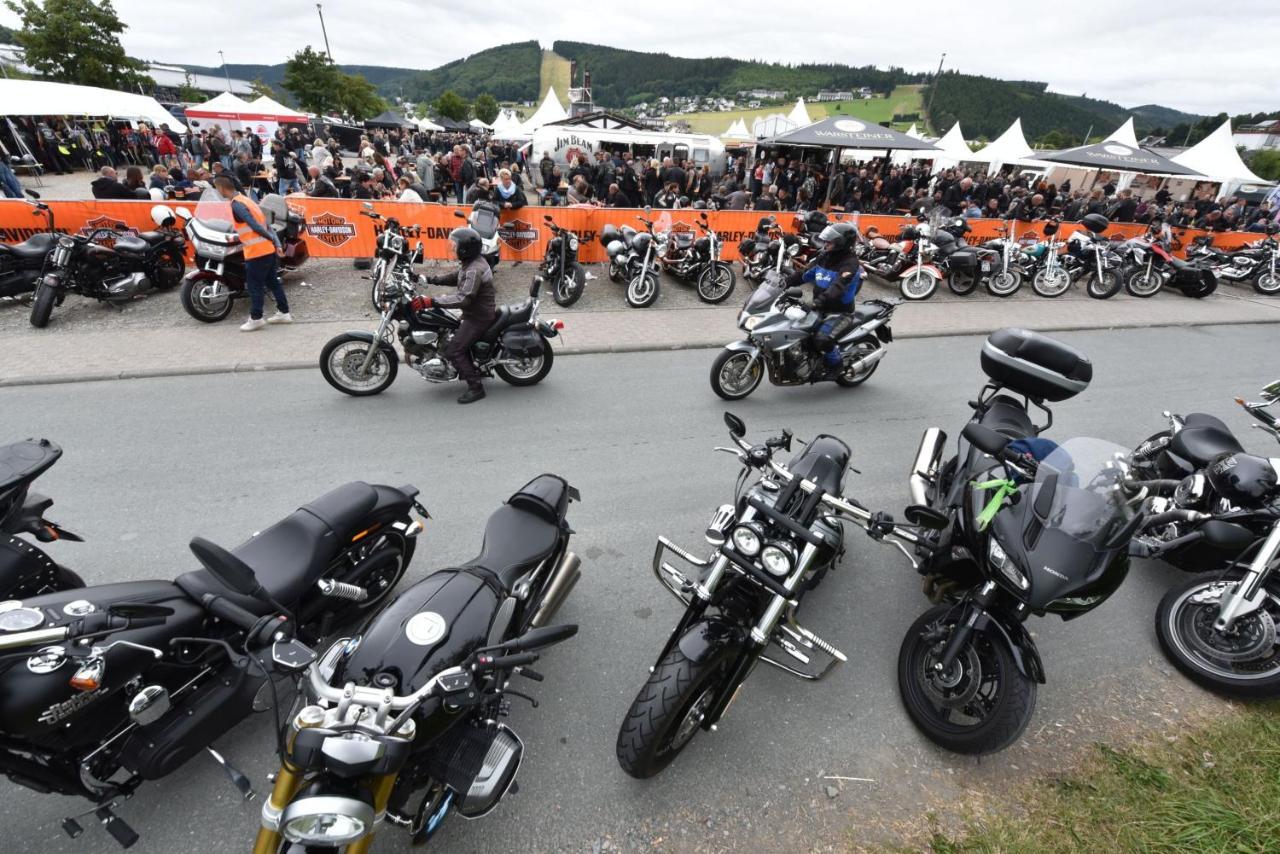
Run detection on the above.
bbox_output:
[498,219,538,252]
[306,212,357,248]
[79,215,134,248]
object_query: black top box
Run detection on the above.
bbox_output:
[980,328,1092,402]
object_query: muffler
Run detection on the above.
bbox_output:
[530,551,581,627]
[909,427,947,507]
[846,345,889,373]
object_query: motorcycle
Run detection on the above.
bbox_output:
[931,218,998,297]
[252,476,581,850]
[0,438,86,598]
[895,221,944,301]
[28,206,187,328]
[362,203,425,309]
[1027,220,1072,298]
[616,412,921,776]
[179,192,310,324]
[319,276,562,397]
[737,216,781,284]
[600,223,634,285]
[709,271,897,400]
[1185,223,1279,296]
[622,210,662,309]
[1056,214,1124,299]
[653,211,737,304]
[980,221,1031,297]
[1118,223,1218,298]
[454,201,502,269]
[1,190,58,300]
[0,480,423,847]
[540,214,588,307]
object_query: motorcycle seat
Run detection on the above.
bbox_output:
[482,301,533,341]
[463,505,559,589]
[136,231,169,244]
[979,396,1036,439]
[0,438,61,495]
[2,233,58,259]
[1170,421,1243,467]
[112,236,150,255]
[852,303,888,322]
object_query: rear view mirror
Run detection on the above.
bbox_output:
[724,412,747,438]
[543,215,553,222]
[962,423,1011,457]
[500,623,579,653]
[189,536,265,599]
[24,188,40,200]
[453,210,466,219]
[1261,380,1280,403]
[362,202,373,210]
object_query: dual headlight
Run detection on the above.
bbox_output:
[988,539,1029,591]
[731,523,795,577]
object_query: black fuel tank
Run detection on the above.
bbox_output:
[1207,452,1279,507]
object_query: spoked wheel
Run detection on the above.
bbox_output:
[710,348,763,400]
[835,338,881,387]
[696,263,736,304]
[552,265,586,307]
[985,268,1022,297]
[1032,267,1071,297]
[494,342,554,386]
[1125,268,1163,298]
[148,246,185,290]
[626,272,660,308]
[900,271,937,301]
[1086,270,1121,299]
[181,276,235,322]
[616,647,731,779]
[319,334,398,396]
[897,605,1036,754]
[1254,271,1280,296]
[1156,572,1280,698]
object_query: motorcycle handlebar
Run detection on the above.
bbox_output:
[479,651,539,671]
[200,593,263,633]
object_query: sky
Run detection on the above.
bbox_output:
[1,0,1275,116]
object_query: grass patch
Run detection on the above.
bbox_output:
[539,49,572,103]
[672,85,925,135]
[922,702,1280,853]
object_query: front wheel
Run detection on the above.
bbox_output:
[1031,267,1071,297]
[696,262,736,304]
[626,272,660,308]
[897,605,1036,755]
[552,264,586,307]
[1155,572,1280,698]
[1086,270,1121,299]
[710,348,763,400]
[985,268,1022,297]
[616,647,732,779]
[1254,270,1280,296]
[899,270,937,301]
[181,276,235,323]
[494,340,554,386]
[29,280,56,328]
[1125,267,1163,298]
[319,334,398,396]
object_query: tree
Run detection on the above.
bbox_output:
[5,0,150,90]
[433,90,470,122]
[178,72,207,104]
[248,78,278,102]
[282,46,341,114]
[1037,129,1080,149]
[1249,150,1280,182]
[336,74,388,122]
[473,93,499,125]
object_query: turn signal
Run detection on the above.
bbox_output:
[553,320,565,330]
[69,659,105,692]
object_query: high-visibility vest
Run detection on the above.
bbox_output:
[232,193,275,260]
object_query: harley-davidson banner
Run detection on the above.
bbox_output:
[0,198,1262,263]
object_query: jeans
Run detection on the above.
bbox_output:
[220,155,232,171]
[0,161,21,198]
[454,181,465,203]
[245,254,288,319]
[277,177,302,196]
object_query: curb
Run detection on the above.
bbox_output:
[2,316,1279,388]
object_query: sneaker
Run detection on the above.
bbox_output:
[266,312,294,325]
[239,318,266,332]
[456,386,486,405]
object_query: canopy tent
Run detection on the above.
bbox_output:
[1171,120,1269,187]
[0,78,186,132]
[786,98,811,127]
[1039,139,1200,176]
[415,117,444,132]
[365,109,415,129]
[890,123,923,165]
[762,116,938,151]
[969,118,1053,173]
[245,95,309,122]
[434,117,471,132]
[517,87,569,135]
[752,113,795,139]
[722,118,751,139]
[1104,117,1140,148]
[184,92,255,122]
[469,117,492,129]
[925,122,978,173]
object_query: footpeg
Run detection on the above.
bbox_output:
[96,806,139,849]
[207,746,256,800]
[760,622,847,680]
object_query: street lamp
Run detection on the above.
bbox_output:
[316,4,332,60]
[218,49,231,92]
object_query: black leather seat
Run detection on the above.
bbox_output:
[463,504,559,589]
[113,236,150,254]
[0,438,61,494]
[482,301,534,341]
[136,231,168,244]
[1170,417,1243,466]
[3,233,57,259]
[979,396,1035,439]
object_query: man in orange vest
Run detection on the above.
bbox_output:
[213,176,293,331]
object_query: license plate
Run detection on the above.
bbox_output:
[981,262,992,272]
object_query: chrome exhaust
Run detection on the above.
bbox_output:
[846,345,890,373]
[530,551,581,627]
[909,427,947,507]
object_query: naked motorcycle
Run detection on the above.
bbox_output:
[540,215,588,307]
[654,211,736,304]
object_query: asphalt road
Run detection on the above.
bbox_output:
[0,324,1268,852]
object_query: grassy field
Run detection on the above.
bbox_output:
[672,85,925,135]
[539,49,572,105]
[920,703,1280,853]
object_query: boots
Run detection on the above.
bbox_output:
[457,384,486,404]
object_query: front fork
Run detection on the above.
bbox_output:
[253,759,400,854]
[357,310,395,376]
[1213,522,1280,632]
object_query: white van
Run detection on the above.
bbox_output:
[528,125,728,176]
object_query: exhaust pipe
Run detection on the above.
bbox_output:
[909,428,947,506]
[530,551,581,627]
[846,345,889,373]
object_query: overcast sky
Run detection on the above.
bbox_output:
[2,1,1274,116]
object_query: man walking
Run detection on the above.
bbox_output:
[213,176,293,331]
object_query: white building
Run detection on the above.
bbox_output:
[1234,120,1280,152]
[814,90,855,102]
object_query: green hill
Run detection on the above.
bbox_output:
[398,41,541,104]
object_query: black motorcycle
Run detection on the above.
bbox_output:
[599,223,634,285]
[540,214,587,307]
[737,216,781,284]
[932,217,998,297]
[617,412,921,777]
[1185,224,1279,296]
[1,190,58,300]
[252,476,581,850]
[0,438,86,598]
[0,480,423,847]
[319,276,562,396]
[1060,215,1124,299]
[362,202,425,309]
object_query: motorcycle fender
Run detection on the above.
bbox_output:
[722,339,760,355]
[972,608,1045,684]
[876,324,894,343]
[900,264,942,281]
[677,616,745,665]
[340,331,398,359]
[182,268,240,294]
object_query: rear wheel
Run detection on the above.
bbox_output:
[1254,270,1280,296]
[552,264,585,307]
[181,276,235,323]
[835,338,881,387]
[319,334,398,396]
[324,530,415,629]
[29,280,56,328]
[626,272,660,308]
[1125,267,1163,297]
[985,268,1022,297]
[946,272,977,296]
[696,263,736,304]
[616,647,732,778]
[900,270,937,301]
[1086,270,1121,299]
[710,348,763,400]
[495,340,554,386]
[1031,267,1071,297]
[147,246,185,290]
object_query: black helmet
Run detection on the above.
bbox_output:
[756,215,776,232]
[804,210,829,232]
[692,200,707,209]
[599,224,622,245]
[449,226,482,261]
[1263,222,1279,236]
[816,222,853,254]
[1080,213,1110,234]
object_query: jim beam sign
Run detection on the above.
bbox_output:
[553,133,597,166]
[306,211,357,248]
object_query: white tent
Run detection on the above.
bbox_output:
[753,113,796,139]
[246,95,309,122]
[1103,117,1140,148]
[1171,120,1269,189]
[0,78,185,131]
[890,124,923,165]
[927,123,977,173]
[970,118,1052,173]
[469,117,492,129]
[722,118,751,139]
[517,87,569,135]
[416,117,445,132]
[786,97,811,127]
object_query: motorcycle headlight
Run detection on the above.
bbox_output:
[280,795,373,845]
[568,235,579,250]
[787,243,800,257]
[989,539,1028,590]
[743,315,763,331]
[1173,474,1205,507]
[199,241,227,260]
[731,523,763,557]
[760,543,794,577]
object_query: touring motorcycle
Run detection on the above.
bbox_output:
[0,479,423,847]
[709,271,897,400]
[252,475,581,850]
[319,276,562,397]
[1116,222,1218,298]
[0,438,86,598]
[1,190,58,301]
[1185,223,1279,296]
[540,215,588,307]
[362,203,425,309]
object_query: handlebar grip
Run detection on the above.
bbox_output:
[506,623,578,652]
[201,594,263,633]
[484,652,539,671]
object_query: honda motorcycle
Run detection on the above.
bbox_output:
[319,276,562,396]
[252,476,581,850]
[1,190,58,300]
[28,206,187,328]
[540,215,588,307]
[1118,223,1217,298]
[709,272,897,400]
[892,217,947,301]
[1186,224,1279,296]
[616,412,923,777]
[179,192,310,324]
[0,438,86,598]
[362,203,425,310]
[0,480,423,847]
[653,211,736,304]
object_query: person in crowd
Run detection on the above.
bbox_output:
[305,165,338,197]
[1109,189,1137,222]
[465,176,492,204]
[273,142,302,196]
[148,164,172,199]
[566,175,593,205]
[492,168,525,209]
[212,175,292,332]
[0,156,23,198]
[414,227,495,404]
[122,165,149,199]
[396,176,424,203]
[606,182,630,206]
[539,151,556,189]
[653,181,681,209]
[90,165,137,199]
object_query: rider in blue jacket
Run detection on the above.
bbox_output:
[787,222,863,378]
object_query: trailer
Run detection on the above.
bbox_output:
[528,125,727,175]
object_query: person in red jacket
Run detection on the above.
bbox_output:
[155,124,177,167]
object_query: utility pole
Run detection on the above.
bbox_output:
[924,52,946,133]
[218,50,231,92]
[317,4,333,61]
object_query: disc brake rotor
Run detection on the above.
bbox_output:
[1184,592,1277,663]
[920,636,982,708]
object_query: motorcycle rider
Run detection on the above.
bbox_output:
[413,227,495,404]
[786,221,863,379]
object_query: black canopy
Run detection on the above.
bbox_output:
[365,110,414,129]
[763,116,939,151]
[1039,140,1200,176]
[433,117,471,132]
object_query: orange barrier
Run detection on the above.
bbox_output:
[0,198,1267,264]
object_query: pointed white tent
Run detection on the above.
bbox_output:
[246,95,308,122]
[469,117,491,129]
[891,124,924,165]
[722,118,751,139]
[928,123,977,173]
[970,118,1052,173]
[416,117,444,132]
[786,97,811,127]
[487,109,522,137]
[1104,117,1140,148]
[1172,120,1269,188]
[517,87,569,135]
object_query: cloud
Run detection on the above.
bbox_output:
[1,0,1274,115]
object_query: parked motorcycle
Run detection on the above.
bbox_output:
[454,201,502,269]
[0,480,423,847]
[622,210,662,309]
[932,218,998,297]
[1118,223,1217,298]
[252,476,581,850]
[895,220,945,301]
[28,206,186,328]
[616,412,921,776]
[1185,224,1279,296]
[1027,220,1072,297]
[599,223,633,285]
[362,203,425,309]
[0,438,86,598]
[738,216,782,284]
[710,271,897,399]
[1,190,58,301]
[540,215,588,307]
[319,276,562,396]
[980,221,1031,297]
[179,192,310,324]
[1058,214,1124,299]
[654,211,737,304]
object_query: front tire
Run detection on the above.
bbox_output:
[710,348,763,400]
[1254,270,1280,296]
[1031,267,1071,297]
[29,280,56,328]
[985,268,1022,297]
[181,276,235,323]
[897,605,1036,755]
[696,262,736,304]
[616,647,731,779]
[1155,572,1280,698]
[319,334,398,396]
[900,270,937,301]
[552,264,585,307]
[494,339,554,386]
[626,272,660,308]
[1086,270,1121,299]
[1125,268,1163,298]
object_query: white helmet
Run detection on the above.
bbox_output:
[150,204,176,228]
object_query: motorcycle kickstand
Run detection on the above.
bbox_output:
[206,745,256,800]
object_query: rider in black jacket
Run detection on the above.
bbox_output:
[786,222,864,379]
[416,227,496,404]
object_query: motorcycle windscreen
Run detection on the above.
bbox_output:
[744,273,786,311]
[193,187,235,234]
